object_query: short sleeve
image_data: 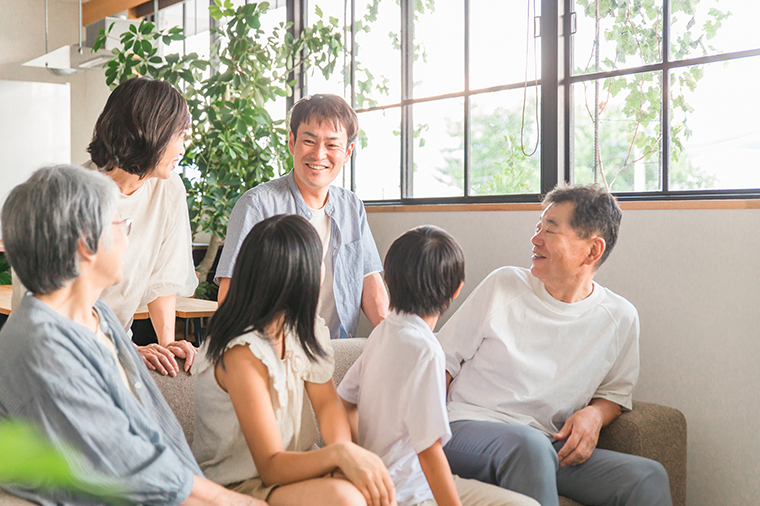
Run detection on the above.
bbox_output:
[436,270,499,377]
[303,318,335,384]
[143,174,198,302]
[358,204,383,276]
[336,353,363,404]
[402,349,452,453]
[215,192,265,281]
[593,308,640,411]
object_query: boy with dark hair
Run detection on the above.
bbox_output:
[338,226,537,506]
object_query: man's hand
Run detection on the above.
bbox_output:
[165,340,197,372]
[554,398,622,467]
[137,343,179,376]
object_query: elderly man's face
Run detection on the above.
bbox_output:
[530,202,596,288]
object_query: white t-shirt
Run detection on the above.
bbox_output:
[100,171,198,330]
[437,266,640,438]
[309,205,340,339]
[338,311,451,506]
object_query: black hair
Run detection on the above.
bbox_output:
[87,77,188,178]
[542,184,622,266]
[289,94,359,146]
[205,214,326,366]
[384,225,465,318]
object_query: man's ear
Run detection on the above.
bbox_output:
[452,281,464,300]
[288,131,295,156]
[343,142,354,165]
[585,236,606,266]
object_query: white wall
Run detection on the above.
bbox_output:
[0,0,111,169]
[364,207,760,506]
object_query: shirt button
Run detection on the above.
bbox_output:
[134,382,142,389]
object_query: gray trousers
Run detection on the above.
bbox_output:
[443,420,672,506]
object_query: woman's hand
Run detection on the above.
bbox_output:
[165,340,197,372]
[136,343,179,376]
[335,441,397,506]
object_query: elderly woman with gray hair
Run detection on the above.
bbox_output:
[0,165,261,506]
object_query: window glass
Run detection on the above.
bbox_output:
[470,0,541,89]
[468,89,540,196]
[572,71,663,192]
[304,0,351,98]
[670,56,760,190]
[412,97,464,198]
[573,0,663,75]
[413,0,464,99]
[670,0,760,61]
[354,108,401,200]
[354,0,401,108]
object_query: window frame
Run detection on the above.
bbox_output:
[295,0,760,204]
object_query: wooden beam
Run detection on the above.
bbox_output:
[82,0,148,26]
[131,0,186,19]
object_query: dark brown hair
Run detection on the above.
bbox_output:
[87,77,188,178]
[543,184,622,266]
[384,226,465,318]
[288,94,359,146]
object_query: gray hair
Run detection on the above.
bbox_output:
[1,165,119,295]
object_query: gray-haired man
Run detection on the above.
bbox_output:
[437,185,672,506]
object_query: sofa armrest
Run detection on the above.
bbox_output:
[150,359,194,446]
[332,338,368,388]
[597,400,687,506]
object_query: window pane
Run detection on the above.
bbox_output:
[572,71,662,192]
[306,0,350,98]
[413,1,464,98]
[355,108,401,200]
[573,0,663,75]
[468,89,540,196]
[412,98,464,198]
[670,57,760,190]
[354,0,400,108]
[671,0,760,61]
[470,0,540,89]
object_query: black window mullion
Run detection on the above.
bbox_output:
[400,0,414,198]
[540,0,560,195]
[661,0,671,192]
[463,0,470,197]
[349,0,357,192]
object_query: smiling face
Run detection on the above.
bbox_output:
[530,202,598,289]
[153,130,186,180]
[289,119,353,205]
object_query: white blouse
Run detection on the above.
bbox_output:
[191,319,334,485]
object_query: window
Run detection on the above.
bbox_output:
[297,0,760,203]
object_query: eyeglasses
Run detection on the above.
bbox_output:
[112,218,132,237]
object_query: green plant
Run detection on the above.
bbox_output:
[94,1,342,296]
[0,254,10,285]
[0,419,122,502]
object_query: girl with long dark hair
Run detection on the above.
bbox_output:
[191,214,396,506]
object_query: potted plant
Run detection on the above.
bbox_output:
[94,0,342,298]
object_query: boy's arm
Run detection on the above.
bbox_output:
[341,398,359,443]
[418,440,461,506]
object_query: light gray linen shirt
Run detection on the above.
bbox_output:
[216,171,383,338]
[0,294,200,505]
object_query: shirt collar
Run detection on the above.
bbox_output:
[284,170,335,219]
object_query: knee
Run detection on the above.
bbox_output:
[626,459,672,505]
[494,427,558,484]
[328,480,368,506]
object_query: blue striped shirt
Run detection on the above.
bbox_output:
[0,294,200,505]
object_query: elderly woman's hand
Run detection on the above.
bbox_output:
[165,340,197,372]
[137,343,179,376]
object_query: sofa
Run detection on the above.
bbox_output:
[1,338,687,506]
